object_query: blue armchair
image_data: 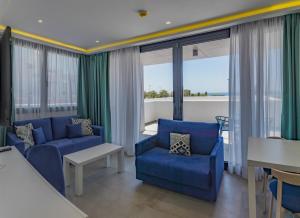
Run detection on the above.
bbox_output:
[135,119,224,201]
[6,116,104,157]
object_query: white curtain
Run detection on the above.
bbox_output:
[12,38,79,121]
[229,17,283,178]
[12,39,44,120]
[47,48,78,116]
[109,47,144,155]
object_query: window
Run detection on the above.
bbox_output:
[12,38,79,120]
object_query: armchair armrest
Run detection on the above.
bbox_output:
[135,135,157,156]
[210,137,224,157]
[92,125,104,137]
[6,132,25,154]
[209,137,224,201]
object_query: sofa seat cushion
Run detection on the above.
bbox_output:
[136,147,211,190]
[44,139,75,156]
[45,136,102,156]
[70,136,102,151]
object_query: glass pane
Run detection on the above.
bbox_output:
[47,51,78,111]
[182,38,230,159]
[13,45,42,109]
[141,48,173,135]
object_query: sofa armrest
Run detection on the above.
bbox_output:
[6,132,25,154]
[209,137,224,200]
[92,125,104,137]
[135,135,157,156]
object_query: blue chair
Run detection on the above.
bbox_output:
[27,145,65,196]
[136,119,224,201]
[268,168,300,218]
[263,137,283,213]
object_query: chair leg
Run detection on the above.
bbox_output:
[263,173,266,192]
[269,196,274,218]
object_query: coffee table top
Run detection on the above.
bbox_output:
[64,143,123,166]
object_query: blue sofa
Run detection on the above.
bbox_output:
[6,116,104,156]
[135,119,224,201]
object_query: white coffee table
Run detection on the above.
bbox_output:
[63,143,124,196]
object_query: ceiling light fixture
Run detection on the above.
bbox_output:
[137,10,149,18]
[37,19,43,23]
[165,21,172,25]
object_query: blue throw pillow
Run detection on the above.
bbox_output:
[67,124,82,138]
[32,127,47,144]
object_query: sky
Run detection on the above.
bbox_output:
[144,55,229,94]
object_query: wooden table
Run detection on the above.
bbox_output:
[247,137,300,218]
[0,146,87,218]
[63,143,124,196]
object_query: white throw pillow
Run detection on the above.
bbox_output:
[15,123,35,147]
[169,133,191,156]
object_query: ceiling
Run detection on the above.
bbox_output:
[0,0,293,48]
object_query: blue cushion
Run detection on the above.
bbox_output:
[66,124,82,138]
[269,179,300,213]
[157,119,219,155]
[136,147,211,190]
[32,127,47,144]
[14,118,53,141]
[51,116,74,140]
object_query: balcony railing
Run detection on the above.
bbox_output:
[144,96,229,124]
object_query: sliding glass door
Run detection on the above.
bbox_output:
[182,38,230,122]
[140,29,230,132]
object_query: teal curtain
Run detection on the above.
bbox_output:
[78,53,111,142]
[281,14,300,139]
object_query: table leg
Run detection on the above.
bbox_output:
[63,159,70,187]
[75,165,83,196]
[117,149,124,173]
[248,165,256,218]
[106,155,111,168]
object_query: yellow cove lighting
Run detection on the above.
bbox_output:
[0,1,299,54]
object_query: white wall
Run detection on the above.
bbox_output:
[144,99,173,123]
[144,96,228,123]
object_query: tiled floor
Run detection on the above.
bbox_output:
[65,156,285,218]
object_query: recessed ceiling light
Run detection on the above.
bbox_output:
[96,40,100,43]
[37,19,43,23]
[165,21,172,25]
